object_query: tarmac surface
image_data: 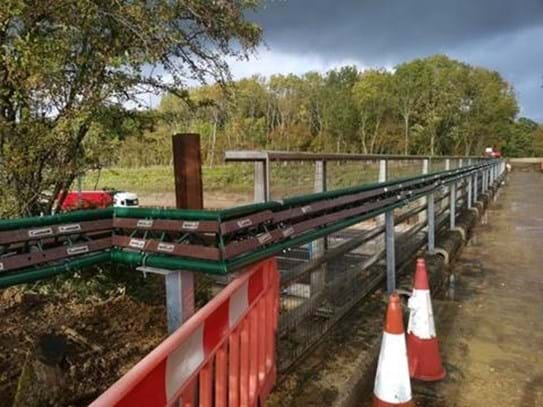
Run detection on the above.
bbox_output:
[412,170,543,406]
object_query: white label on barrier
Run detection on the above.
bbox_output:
[137,219,154,228]
[67,245,89,256]
[157,242,175,253]
[58,224,81,233]
[182,221,199,230]
[257,232,272,245]
[0,262,3,271]
[166,325,204,400]
[237,218,252,228]
[282,227,294,237]
[28,227,53,238]
[301,205,312,214]
[129,239,146,249]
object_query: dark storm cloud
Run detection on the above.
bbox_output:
[254,0,543,63]
[245,0,543,120]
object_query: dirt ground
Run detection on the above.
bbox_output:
[138,191,251,209]
[408,170,543,406]
[0,272,168,406]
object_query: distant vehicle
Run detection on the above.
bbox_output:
[113,191,139,208]
[484,147,502,158]
[59,190,139,212]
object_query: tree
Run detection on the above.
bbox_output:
[393,60,425,154]
[352,69,393,153]
[0,0,261,216]
[504,117,540,157]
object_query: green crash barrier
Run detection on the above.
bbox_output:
[111,249,228,275]
[114,207,221,221]
[0,208,114,231]
[0,251,111,288]
[0,161,501,288]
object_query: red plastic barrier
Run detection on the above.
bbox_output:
[91,258,279,407]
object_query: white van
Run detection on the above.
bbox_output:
[113,192,140,208]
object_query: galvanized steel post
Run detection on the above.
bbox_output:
[310,160,327,295]
[254,157,270,203]
[377,159,388,227]
[468,174,473,209]
[385,209,396,294]
[450,182,456,230]
[444,159,451,211]
[165,271,194,333]
[474,170,479,203]
[427,191,435,254]
[379,159,388,183]
[421,158,430,223]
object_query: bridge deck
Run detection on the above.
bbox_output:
[412,170,543,406]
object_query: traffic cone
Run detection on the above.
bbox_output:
[372,293,413,407]
[406,258,446,381]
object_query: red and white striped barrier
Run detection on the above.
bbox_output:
[92,258,279,407]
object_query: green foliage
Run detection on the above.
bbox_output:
[0,0,262,217]
[504,118,543,157]
[116,55,525,171]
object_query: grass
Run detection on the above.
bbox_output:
[83,164,254,195]
[82,161,427,199]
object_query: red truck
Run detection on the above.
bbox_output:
[60,191,114,211]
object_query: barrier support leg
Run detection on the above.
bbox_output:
[166,271,195,333]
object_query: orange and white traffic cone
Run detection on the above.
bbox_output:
[406,258,446,381]
[373,293,413,407]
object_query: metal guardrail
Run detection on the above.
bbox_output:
[0,151,506,385]
[223,151,505,371]
[224,150,492,202]
[0,157,503,289]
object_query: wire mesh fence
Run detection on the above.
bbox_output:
[220,153,482,372]
[274,192,451,372]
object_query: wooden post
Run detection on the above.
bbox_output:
[172,133,203,210]
[167,133,203,333]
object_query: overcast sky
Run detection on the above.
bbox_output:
[229,0,543,122]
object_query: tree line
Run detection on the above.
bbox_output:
[110,54,542,168]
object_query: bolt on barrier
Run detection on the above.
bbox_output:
[91,257,279,407]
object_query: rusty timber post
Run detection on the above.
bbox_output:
[165,133,203,333]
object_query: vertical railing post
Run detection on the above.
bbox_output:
[310,160,327,295]
[450,182,456,230]
[421,158,430,223]
[385,209,396,294]
[427,191,435,254]
[457,159,463,207]
[379,159,387,183]
[444,158,451,211]
[377,159,388,228]
[468,173,473,209]
[474,170,479,203]
[254,157,270,203]
[170,133,202,333]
